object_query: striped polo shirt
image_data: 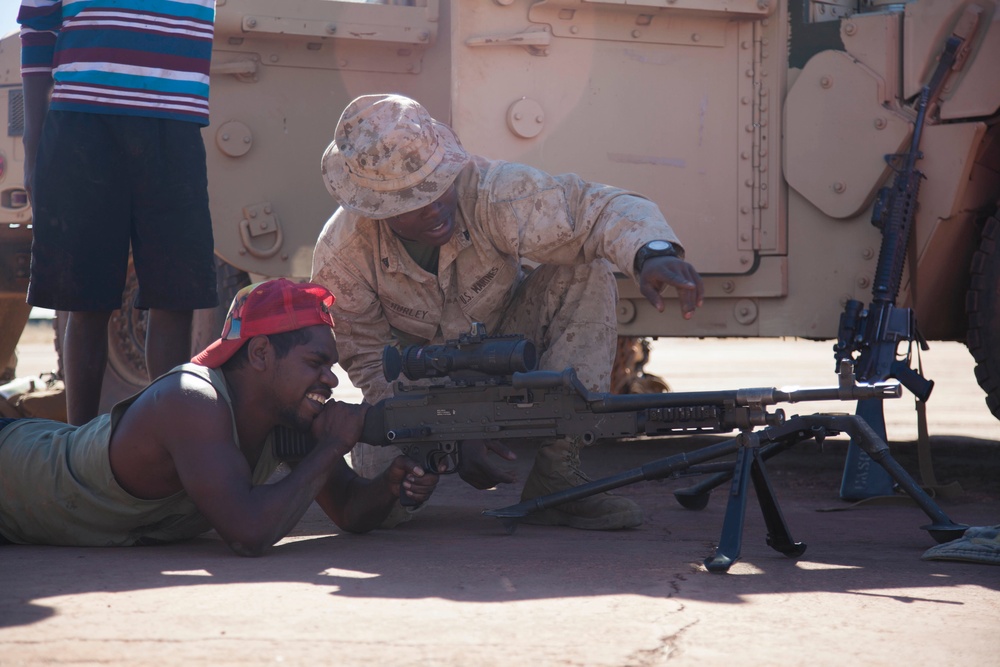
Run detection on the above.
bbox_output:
[17,0,215,125]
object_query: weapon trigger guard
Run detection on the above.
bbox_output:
[427,445,460,475]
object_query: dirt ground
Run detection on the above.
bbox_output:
[2,327,998,666]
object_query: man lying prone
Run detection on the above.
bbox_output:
[0,279,438,556]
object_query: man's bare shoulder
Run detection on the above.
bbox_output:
[127,368,229,422]
[109,368,237,499]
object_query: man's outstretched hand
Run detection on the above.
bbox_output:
[638,256,705,320]
[384,456,439,505]
[458,439,517,490]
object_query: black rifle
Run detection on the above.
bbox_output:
[275,325,899,504]
[832,36,963,499]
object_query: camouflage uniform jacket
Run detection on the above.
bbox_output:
[311,155,683,403]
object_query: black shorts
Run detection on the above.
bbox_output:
[28,111,219,312]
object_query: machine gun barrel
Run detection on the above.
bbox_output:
[356,367,901,451]
[508,368,899,411]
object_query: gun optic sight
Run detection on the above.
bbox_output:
[382,332,537,381]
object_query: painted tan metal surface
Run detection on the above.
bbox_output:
[0,30,31,371]
[784,49,912,220]
[9,0,996,339]
[0,32,28,231]
[904,0,999,118]
[1,0,998,368]
[206,0,446,280]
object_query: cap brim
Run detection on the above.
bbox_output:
[191,337,245,368]
[321,121,469,220]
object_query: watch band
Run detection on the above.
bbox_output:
[634,241,683,274]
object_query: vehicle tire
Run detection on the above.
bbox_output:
[55,257,251,412]
[966,213,1000,421]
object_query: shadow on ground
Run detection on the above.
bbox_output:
[2,433,996,631]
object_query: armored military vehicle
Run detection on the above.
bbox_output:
[0,32,31,384]
[1,0,998,419]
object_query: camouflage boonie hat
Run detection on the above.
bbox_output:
[321,94,470,220]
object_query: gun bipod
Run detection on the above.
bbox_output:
[673,436,801,510]
[705,427,810,573]
[482,413,968,573]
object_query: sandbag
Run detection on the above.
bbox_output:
[0,374,67,422]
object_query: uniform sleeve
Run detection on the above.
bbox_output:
[311,212,395,404]
[18,0,62,78]
[479,161,682,283]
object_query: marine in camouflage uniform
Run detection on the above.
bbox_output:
[312,94,704,530]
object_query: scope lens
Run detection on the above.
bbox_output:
[382,346,403,382]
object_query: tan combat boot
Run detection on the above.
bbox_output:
[519,439,643,530]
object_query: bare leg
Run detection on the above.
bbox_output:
[64,310,112,425]
[145,309,194,381]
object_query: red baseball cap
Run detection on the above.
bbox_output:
[192,279,336,368]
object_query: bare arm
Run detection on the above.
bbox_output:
[21,74,52,200]
[169,395,439,552]
[168,398,362,556]
[292,395,438,533]
[313,455,439,532]
[116,378,368,556]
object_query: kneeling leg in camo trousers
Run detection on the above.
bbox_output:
[497,261,642,530]
[350,260,642,530]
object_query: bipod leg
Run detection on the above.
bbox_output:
[703,420,827,572]
[804,414,968,543]
[839,399,895,499]
[674,437,800,511]
[483,434,743,529]
[750,452,806,558]
[704,432,757,573]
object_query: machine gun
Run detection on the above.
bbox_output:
[274,324,968,572]
[832,35,964,499]
[273,323,967,570]
[275,323,899,501]
[357,355,899,473]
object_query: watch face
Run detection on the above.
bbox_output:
[647,240,672,251]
